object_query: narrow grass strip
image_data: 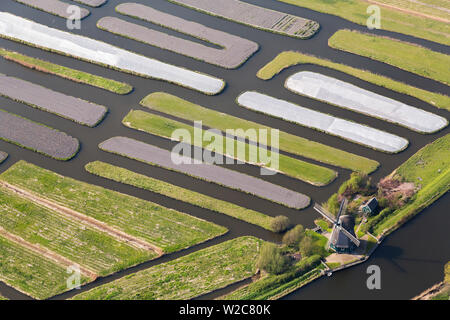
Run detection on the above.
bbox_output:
[0,48,133,94]
[86,161,275,231]
[329,30,450,85]
[72,237,262,300]
[123,110,337,186]
[257,51,450,111]
[141,92,380,174]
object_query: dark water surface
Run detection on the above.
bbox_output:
[0,0,448,300]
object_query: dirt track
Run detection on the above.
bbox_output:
[0,180,163,256]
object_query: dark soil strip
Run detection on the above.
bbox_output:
[109,3,258,69]
[168,0,319,38]
[99,136,310,209]
[0,109,79,160]
[0,74,107,127]
[14,0,90,19]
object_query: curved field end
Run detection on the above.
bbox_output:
[285,72,448,134]
[141,92,379,174]
[0,48,133,95]
[168,0,319,39]
[0,151,7,164]
[122,110,337,186]
[0,74,107,127]
[100,3,259,69]
[13,0,90,19]
[328,30,450,86]
[0,161,227,254]
[85,161,276,231]
[73,237,262,300]
[99,137,310,209]
[0,13,225,95]
[256,51,450,112]
[237,91,409,153]
[0,110,79,160]
[72,0,107,7]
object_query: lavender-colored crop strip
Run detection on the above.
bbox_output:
[0,110,79,160]
[0,13,225,95]
[0,74,107,127]
[107,3,258,69]
[72,0,107,7]
[168,0,319,38]
[14,0,90,19]
[0,151,7,164]
[100,137,310,209]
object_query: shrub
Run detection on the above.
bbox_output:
[299,235,314,257]
[327,193,340,215]
[282,225,305,247]
[271,215,291,233]
[257,243,290,275]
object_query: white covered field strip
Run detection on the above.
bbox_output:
[0,12,225,95]
[237,92,409,153]
[285,72,448,133]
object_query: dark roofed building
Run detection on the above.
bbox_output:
[329,215,357,254]
[362,197,378,216]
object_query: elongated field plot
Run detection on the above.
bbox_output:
[0,74,107,127]
[100,137,310,209]
[100,3,259,69]
[0,151,7,163]
[123,110,337,186]
[0,110,79,160]
[73,237,262,300]
[285,72,448,133]
[0,161,226,254]
[14,0,90,19]
[0,13,225,95]
[72,0,106,7]
[141,93,379,174]
[169,0,319,38]
[0,185,156,277]
[237,92,409,153]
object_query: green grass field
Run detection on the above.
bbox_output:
[123,110,336,186]
[0,186,156,276]
[329,30,450,85]
[86,161,275,231]
[72,237,262,300]
[373,134,450,236]
[140,93,379,174]
[0,48,133,94]
[257,51,450,111]
[278,0,450,45]
[0,161,227,253]
[0,234,89,299]
[222,255,323,300]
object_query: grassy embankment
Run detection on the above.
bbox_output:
[0,48,132,94]
[278,0,450,45]
[140,93,379,174]
[123,110,336,186]
[0,186,156,276]
[72,237,262,300]
[0,161,227,254]
[371,134,450,236]
[432,262,450,300]
[328,30,450,86]
[86,161,275,231]
[257,51,450,111]
[0,234,89,300]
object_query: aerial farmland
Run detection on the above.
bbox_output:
[0,0,448,308]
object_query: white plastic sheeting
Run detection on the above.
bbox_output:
[237,91,409,153]
[285,71,448,133]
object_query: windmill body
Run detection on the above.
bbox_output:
[314,198,360,254]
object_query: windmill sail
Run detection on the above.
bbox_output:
[313,204,337,224]
[337,225,360,247]
[336,198,348,221]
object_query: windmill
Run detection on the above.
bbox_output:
[314,198,360,254]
